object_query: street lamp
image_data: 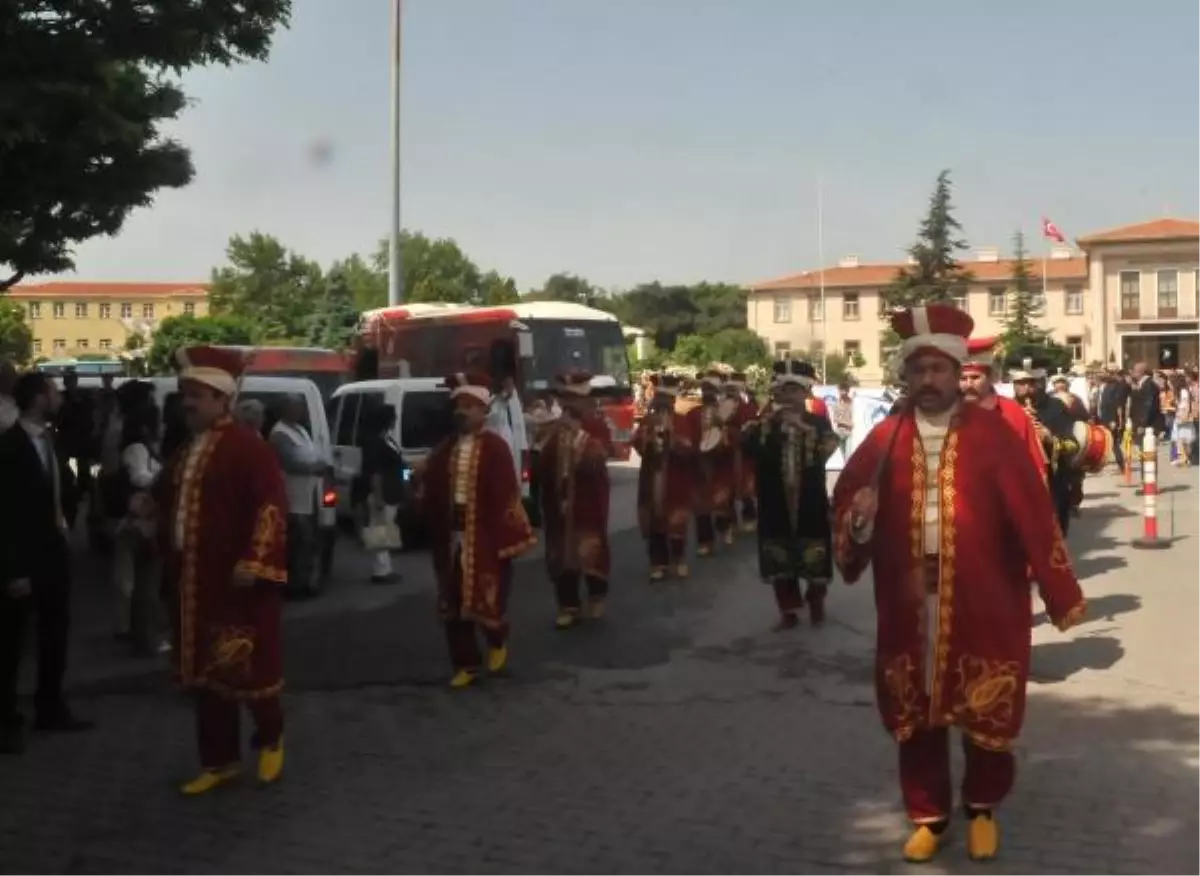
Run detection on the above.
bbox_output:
[387,0,404,306]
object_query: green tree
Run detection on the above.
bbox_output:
[145,314,259,374]
[333,253,387,312]
[606,282,747,351]
[0,300,34,363]
[371,232,485,305]
[525,272,596,305]
[480,270,520,305]
[0,1,291,291]
[305,269,360,350]
[209,232,324,341]
[881,170,974,349]
[999,230,1071,372]
[669,328,770,371]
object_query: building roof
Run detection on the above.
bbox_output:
[8,281,209,298]
[1076,217,1200,246]
[747,256,1088,292]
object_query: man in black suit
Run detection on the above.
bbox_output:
[1096,367,1131,470]
[0,372,93,754]
[1128,362,1163,439]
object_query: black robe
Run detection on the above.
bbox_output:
[1034,393,1078,534]
[743,410,839,582]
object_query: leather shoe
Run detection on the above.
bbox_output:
[35,709,95,733]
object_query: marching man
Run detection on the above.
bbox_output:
[631,374,696,580]
[1050,373,1090,513]
[159,346,290,796]
[687,368,737,556]
[725,371,759,532]
[422,373,537,689]
[959,337,1047,480]
[537,370,613,629]
[832,305,1086,863]
[743,359,839,629]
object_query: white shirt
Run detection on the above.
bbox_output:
[485,390,528,489]
[914,405,954,556]
[0,395,16,433]
[269,420,322,515]
[121,442,162,489]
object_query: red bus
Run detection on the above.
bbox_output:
[355,301,636,457]
[210,345,351,400]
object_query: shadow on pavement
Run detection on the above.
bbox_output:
[1030,634,1125,682]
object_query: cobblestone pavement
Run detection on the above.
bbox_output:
[1,463,1196,874]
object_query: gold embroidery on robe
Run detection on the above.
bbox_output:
[955,655,1020,729]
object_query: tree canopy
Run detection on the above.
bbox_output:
[999,229,1072,371]
[208,232,325,341]
[145,313,258,374]
[0,299,34,363]
[0,0,292,291]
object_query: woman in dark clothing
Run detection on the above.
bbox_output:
[160,392,189,460]
[360,404,405,584]
[114,401,166,656]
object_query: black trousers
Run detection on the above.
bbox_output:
[647,533,686,568]
[554,572,607,612]
[1107,425,1125,469]
[0,560,72,722]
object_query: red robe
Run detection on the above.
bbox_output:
[732,398,760,498]
[831,404,1086,752]
[424,429,537,629]
[632,411,697,538]
[685,403,736,514]
[161,418,289,699]
[984,394,1049,484]
[538,416,612,581]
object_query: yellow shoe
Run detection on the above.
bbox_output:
[487,645,508,673]
[722,530,735,546]
[902,825,942,863]
[257,739,284,785]
[649,567,667,582]
[555,611,577,629]
[180,766,239,796]
[675,563,689,578]
[697,544,713,557]
[587,599,606,620]
[967,814,999,861]
[449,669,478,689]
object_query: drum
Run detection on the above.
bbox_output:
[1073,421,1112,474]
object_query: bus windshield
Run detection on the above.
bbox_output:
[527,319,630,392]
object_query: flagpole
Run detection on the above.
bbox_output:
[387,0,404,307]
[818,173,826,381]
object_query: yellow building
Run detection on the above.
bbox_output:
[746,217,1199,383]
[8,281,209,359]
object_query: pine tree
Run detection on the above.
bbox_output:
[999,229,1071,372]
[880,170,974,356]
[306,269,361,350]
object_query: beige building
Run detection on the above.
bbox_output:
[8,281,209,360]
[747,218,1200,384]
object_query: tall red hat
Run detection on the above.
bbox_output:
[176,345,247,396]
[961,336,999,374]
[444,371,492,405]
[554,368,594,397]
[890,305,974,364]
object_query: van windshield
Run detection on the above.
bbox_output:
[401,390,453,450]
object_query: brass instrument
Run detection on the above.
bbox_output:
[647,403,673,457]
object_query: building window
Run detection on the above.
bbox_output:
[142,303,155,318]
[773,341,791,359]
[987,287,1007,317]
[843,339,862,363]
[184,302,196,316]
[53,302,64,319]
[1119,271,1140,319]
[842,291,860,321]
[1064,286,1084,315]
[1157,269,1178,317]
[76,339,89,350]
[98,303,111,319]
[120,302,133,319]
[772,296,791,323]
[99,339,112,350]
[27,302,41,319]
[53,338,66,352]
[878,294,892,317]
[33,339,42,354]
[1065,335,1083,363]
[807,296,823,322]
[74,302,88,318]
[951,288,968,311]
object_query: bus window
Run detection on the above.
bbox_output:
[400,390,454,450]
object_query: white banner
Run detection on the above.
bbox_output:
[809,385,893,471]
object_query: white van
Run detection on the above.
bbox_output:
[327,378,458,542]
[148,375,340,595]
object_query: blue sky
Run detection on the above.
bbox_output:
[65,0,1199,291]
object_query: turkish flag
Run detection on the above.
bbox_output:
[1041,217,1066,243]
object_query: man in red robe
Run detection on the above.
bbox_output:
[159,346,290,796]
[960,336,1047,481]
[726,371,759,532]
[686,369,737,556]
[832,305,1086,864]
[632,374,696,580]
[537,370,612,629]
[1051,374,1090,511]
[423,372,537,689]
